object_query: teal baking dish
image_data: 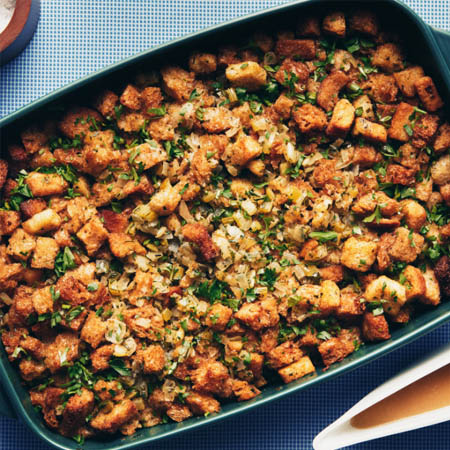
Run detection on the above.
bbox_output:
[0,1,449,449]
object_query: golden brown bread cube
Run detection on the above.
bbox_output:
[205,303,233,331]
[235,297,279,331]
[108,232,146,259]
[7,228,36,260]
[94,90,119,118]
[387,102,415,142]
[189,52,217,74]
[365,275,407,316]
[275,39,316,59]
[326,98,355,137]
[25,172,68,197]
[317,70,349,112]
[431,154,450,186]
[403,265,426,301]
[352,94,375,120]
[0,210,21,236]
[76,216,109,256]
[414,76,444,112]
[227,134,262,167]
[119,84,141,111]
[292,103,327,133]
[80,312,107,349]
[318,329,360,367]
[31,237,59,269]
[278,356,315,383]
[352,145,382,168]
[365,73,398,103]
[393,66,424,97]
[434,122,450,153]
[372,43,404,73]
[31,286,53,315]
[341,237,378,272]
[185,392,220,415]
[90,400,138,433]
[59,107,102,139]
[419,267,441,306]
[22,209,62,235]
[225,61,267,91]
[161,66,195,102]
[266,341,304,369]
[362,312,391,341]
[322,12,346,37]
[352,117,387,143]
[400,199,427,231]
[19,198,47,219]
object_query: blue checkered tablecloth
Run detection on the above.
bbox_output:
[0,1,449,449]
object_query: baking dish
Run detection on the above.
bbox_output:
[0,0,449,449]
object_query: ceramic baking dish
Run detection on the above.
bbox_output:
[0,1,449,449]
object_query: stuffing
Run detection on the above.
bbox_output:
[227,134,262,167]
[94,90,119,118]
[387,102,415,142]
[161,66,195,102]
[364,73,398,103]
[0,210,21,236]
[400,199,427,231]
[225,61,267,91]
[149,180,181,215]
[59,107,102,139]
[274,58,309,93]
[362,312,390,341]
[90,400,138,433]
[419,267,441,306]
[191,360,231,396]
[403,265,426,301]
[189,52,217,74]
[205,303,233,331]
[434,122,450,153]
[76,216,109,256]
[80,312,107,349]
[186,392,221,415]
[348,10,378,36]
[19,198,47,219]
[235,297,279,331]
[364,275,407,316]
[352,95,375,120]
[431,154,450,185]
[60,388,94,436]
[31,286,53,315]
[318,329,360,367]
[108,232,146,259]
[7,228,36,260]
[136,344,165,373]
[278,356,315,383]
[120,84,141,111]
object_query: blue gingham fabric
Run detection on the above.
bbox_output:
[0,1,449,449]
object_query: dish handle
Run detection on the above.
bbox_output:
[430,27,450,74]
[0,386,15,419]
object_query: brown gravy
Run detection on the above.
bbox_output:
[351,364,450,429]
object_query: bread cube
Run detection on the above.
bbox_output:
[419,267,441,306]
[320,280,341,314]
[372,43,403,73]
[364,275,407,316]
[341,237,378,272]
[400,199,426,231]
[25,172,68,197]
[31,237,59,269]
[322,12,346,37]
[403,265,426,301]
[7,228,36,261]
[431,154,450,185]
[434,122,450,153]
[362,312,390,341]
[275,39,316,59]
[225,61,267,91]
[293,103,327,133]
[393,66,424,97]
[0,210,21,236]
[108,232,146,259]
[59,107,102,139]
[119,84,141,111]
[317,70,349,111]
[189,52,217,74]
[278,356,315,383]
[161,66,195,102]
[205,303,232,331]
[80,312,107,349]
[352,118,387,143]
[414,76,444,112]
[22,209,62,235]
[31,286,53,315]
[94,90,119,118]
[326,99,355,137]
[353,94,374,120]
[348,10,379,36]
[388,102,415,142]
[76,216,109,256]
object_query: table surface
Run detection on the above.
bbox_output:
[1,0,450,449]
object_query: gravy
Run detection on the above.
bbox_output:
[351,364,450,429]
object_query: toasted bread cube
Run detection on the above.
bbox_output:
[235,297,279,331]
[76,217,109,256]
[420,267,441,306]
[352,117,387,143]
[411,113,439,148]
[293,104,327,133]
[22,209,62,235]
[94,90,119,118]
[0,159,7,190]
[362,312,390,341]
[319,265,344,283]
[336,286,364,320]
[365,73,398,103]
[273,94,294,119]
[393,66,424,97]
[353,94,374,120]
[25,172,68,197]
[19,199,47,219]
[387,102,415,142]
[225,61,267,91]
[320,280,341,314]
[278,356,315,383]
[20,125,50,155]
[341,237,377,272]
[138,344,165,374]
[415,178,433,202]
[434,123,450,154]
[141,87,164,115]
[185,392,220,415]
[296,16,321,37]
[318,329,360,367]
[108,232,146,259]
[7,228,36,261]
[352,145,382,168]
[317,71,349,111]
[189,52,217,74]
[31,237,59,269]
[31,286,53,315]
[400,199,426,231]
[349,10,378,36]
[441,184,450,206]
[149,181,181,216]
[389,227,424,263]
[372,43,403,73]
[161,66,195,102]
[326,99,355,137]
[0,210,21,236]
[90,400,138,434]
[120,84,141,111]
[228,134,262,167]
[431,154,450,186]
[80,312,107,349]
[267,341,304,369]
[275,39,316,59]
[322,12,346,37]
[365,275,407,316]
[59,107,102,139]
[414,76,444,112]
[403,265,426,301]
[205,303,232,331]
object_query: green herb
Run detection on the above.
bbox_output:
[363,205,382,224]
[309,231,338,243]
[148,105,166,117]
[66,306,85,323]
[404,124,413,137]
[354,107,363,117]
[109,357,131,376]
[196,107,205,121]
[87,282,98,292]
[259,268,278,290]
[189,89,200,101]
[54,247,77,277]
[195,279,230,304]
